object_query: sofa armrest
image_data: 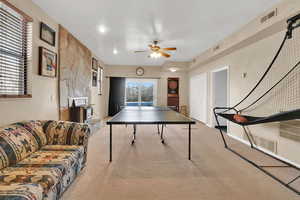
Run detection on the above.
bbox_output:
[42,121,90,147]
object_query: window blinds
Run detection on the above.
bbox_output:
[0,2,32,96]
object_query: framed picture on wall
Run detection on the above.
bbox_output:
[92,71,98,87]
[39,47,57,78]
[92,58,98,71]
[168,78,179,97]
[98,67,103,95]
[40,22,56,46]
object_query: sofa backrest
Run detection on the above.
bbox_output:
[0,121,47,170]
[42,120,89,146]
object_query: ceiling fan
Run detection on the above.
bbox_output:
[134,40,177,58]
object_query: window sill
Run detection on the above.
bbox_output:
[0,94,32,99]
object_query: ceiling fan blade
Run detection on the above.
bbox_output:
[162,47,177,51]
[160,51,171,58]
[134,50,147,53]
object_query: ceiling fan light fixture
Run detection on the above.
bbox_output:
[150,52,161,58]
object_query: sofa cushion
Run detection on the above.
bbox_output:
[14,121,48,148]
[0,121,47,170]
[0,167,61,199]
[16,146,84,174]
[12,146,85,197]
[0,183,43,200]
[42,121,89,146]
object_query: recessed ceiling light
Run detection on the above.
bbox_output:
[170,68,177,72]
[113,49,118,55]
[98,25,107,34]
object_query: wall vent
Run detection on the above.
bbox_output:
[280,120,300,142]
[243,134,277,154]
[260,8,278,24]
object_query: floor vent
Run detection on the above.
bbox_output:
[243,134,277,154]
[260,9,277,24]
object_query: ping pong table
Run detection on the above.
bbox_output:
[106,106,196,162]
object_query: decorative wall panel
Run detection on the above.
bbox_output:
[59,25,92,120]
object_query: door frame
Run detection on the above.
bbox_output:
[210,66,230,128]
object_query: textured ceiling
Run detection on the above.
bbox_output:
[32,0,281,66]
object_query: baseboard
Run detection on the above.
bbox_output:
[227,133,300,169]
[227,133,251,146]
[206,123,213,128]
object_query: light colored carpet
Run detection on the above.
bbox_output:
[62,122,300,200]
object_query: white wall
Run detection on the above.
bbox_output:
[0,0,59,126]
[189,73,207,124]
[0,0,107,126]
[188,0,300,165]
[90,57,107,121]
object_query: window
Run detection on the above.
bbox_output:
[125,79,157,106]
[0,1,32,97]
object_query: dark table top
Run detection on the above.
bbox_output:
[107,106,196,125]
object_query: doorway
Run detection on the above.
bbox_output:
[211,67,229,132]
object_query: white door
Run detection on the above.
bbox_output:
[189,73,207,123]
[212,69,228,126]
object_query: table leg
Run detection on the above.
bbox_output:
[132,124,136,144]
[188,123,191,160]
[110,124,112,162]
[161,124,164,143]
[157,124,160,135]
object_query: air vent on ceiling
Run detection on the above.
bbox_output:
[260,8,278,24]
[243,134,277,154]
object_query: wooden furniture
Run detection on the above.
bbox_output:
[180,105,188,116]
[167,78,179,111]
[69,97,93,123]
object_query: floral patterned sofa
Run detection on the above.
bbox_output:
[0,120,90,200]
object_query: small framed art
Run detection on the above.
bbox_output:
[39,47,57,78]
[92,71,98,87]
[92,58,98,71]
[98,67,103,95]
[40,22,56,46]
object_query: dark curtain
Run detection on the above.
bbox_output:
[108,77,126,116]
